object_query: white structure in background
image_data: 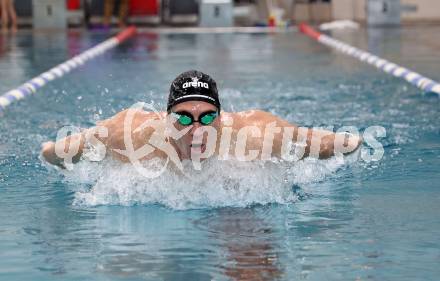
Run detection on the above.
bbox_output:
[199,0,233,27]
[367,0,401,26]
[320,20,360,30]
[332,0,440,24]
[32,0,67,29]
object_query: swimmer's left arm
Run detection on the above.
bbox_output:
[246,110,362,160]
[270,119,361,159]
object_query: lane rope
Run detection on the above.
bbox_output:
[299,23,440,96]
[137,26,297,34]
[0,26,137,114]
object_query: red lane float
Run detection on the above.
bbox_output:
[299,23,440,96]
[0,26,137,114]
[116,26,137,42]
[299,23,321,40]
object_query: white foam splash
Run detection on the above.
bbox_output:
[63,154,357,210]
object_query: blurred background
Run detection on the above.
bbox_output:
[3,0,440,31]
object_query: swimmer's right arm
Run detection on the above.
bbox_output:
[41,132,87,169]
[41,110,129,168]
[41,124,112,168]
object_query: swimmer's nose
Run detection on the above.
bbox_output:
[190,123,204,141]
[190,122,202,135]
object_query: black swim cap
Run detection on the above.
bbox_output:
[167,70,221,112]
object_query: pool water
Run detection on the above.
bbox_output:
[0,26,439,280]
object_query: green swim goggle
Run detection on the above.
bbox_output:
[171,110,218,126]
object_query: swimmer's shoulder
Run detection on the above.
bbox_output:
[226,109,290,126]
[95,109,167,159]
[97,109,166,128]
[95,109,166,142]
[224,109,266,120]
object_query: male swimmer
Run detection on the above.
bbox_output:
[41,70,362,169]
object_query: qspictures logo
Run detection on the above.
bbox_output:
[51,102,386,178]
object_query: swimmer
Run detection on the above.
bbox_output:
[41,70,362,169]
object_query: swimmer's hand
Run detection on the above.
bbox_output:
[309,131,362,159]
[343,133,362,154]
[41,133,85,169]
[41,141,65,168]
[323,132,362,159]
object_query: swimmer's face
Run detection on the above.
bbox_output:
[168,101,220,160]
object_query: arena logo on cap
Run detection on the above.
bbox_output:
[182,77,209,89]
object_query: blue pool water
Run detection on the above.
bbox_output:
[0,26,439,280]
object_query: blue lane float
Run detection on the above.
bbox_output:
[0,26,137,114]
[299,23,440,96]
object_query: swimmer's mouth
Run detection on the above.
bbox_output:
[190,143,206,153]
